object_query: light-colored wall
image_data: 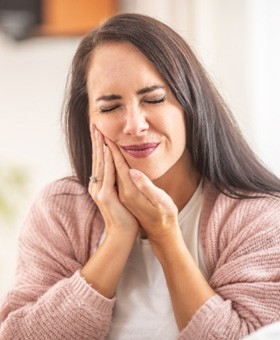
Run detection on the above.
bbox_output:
[0,35,79,296]
[1,0,280,296]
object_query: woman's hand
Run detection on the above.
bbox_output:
[106,138,180,244]
[88,125,139,242]
[81,126,140,298]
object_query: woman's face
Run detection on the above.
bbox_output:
[87,42,189,180]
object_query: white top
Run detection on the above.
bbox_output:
[243,321,280,340]
[106,182,208,339]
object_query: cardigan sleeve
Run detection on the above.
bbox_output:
[178,193,280,340]
[0,181,115,340]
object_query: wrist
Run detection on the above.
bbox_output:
[81,231,137,298]
[149,226,186,263]
[106,227,138,245]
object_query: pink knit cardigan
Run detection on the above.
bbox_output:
[0,178,280,339]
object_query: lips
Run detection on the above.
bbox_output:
[121,143,159,158]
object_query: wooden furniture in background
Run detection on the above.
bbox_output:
[41,0,118,35]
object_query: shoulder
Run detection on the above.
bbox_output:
[19,177,104,263]
[31,176,103,229]
[213,192,280,248]
[201,182,280,274]
[202,181,280,235]
[36,176,87,202]
[22,177,103,253]
[34,177,95,214]
[212,189,280,231]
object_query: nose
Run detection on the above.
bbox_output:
[123,107,149,136]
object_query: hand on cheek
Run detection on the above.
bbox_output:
[88,125,139,241]
[105,137,179,242]
[128,169,179,242]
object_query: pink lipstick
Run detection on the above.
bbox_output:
[121,143,159,158]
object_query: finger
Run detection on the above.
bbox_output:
[89,125,104,189]
[103,145,116,190]
[90,124,97,176]
[95,129,105,179]
[105,138,130,184]
[129,169,171,207]
[105,138,129,171]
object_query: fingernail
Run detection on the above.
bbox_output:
[95,129,100,140]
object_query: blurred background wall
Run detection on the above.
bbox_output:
[0,0,279,297]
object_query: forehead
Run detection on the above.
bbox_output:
[86,41,165,89]
[89,41,149,69]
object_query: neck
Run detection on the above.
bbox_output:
[153,149,201,212]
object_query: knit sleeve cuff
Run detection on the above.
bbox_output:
[69,270,116,315]
[178,294,225,339]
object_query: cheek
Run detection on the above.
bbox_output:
[91,117,120,139]
[176,119,187,145]
[163,111,186,143]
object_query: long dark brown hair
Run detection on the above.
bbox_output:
[63,13,280,198]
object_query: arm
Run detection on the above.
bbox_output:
[151,231,215,330]
[0,188,115,340]
[80,126,139,298]
[0,127,139,339]
[127,168,215,330]
[108,139,280,339]
[179,193,280,339]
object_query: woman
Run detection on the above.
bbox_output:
[1,13,280,340]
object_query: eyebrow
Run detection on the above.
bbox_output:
[136,85,165,95]
[95,85,165,102]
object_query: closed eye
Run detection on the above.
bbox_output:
[99,105,120,113]
[99,96,166,113]
[145,97,166,105]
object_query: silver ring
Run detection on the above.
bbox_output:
[89,175,103,183]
